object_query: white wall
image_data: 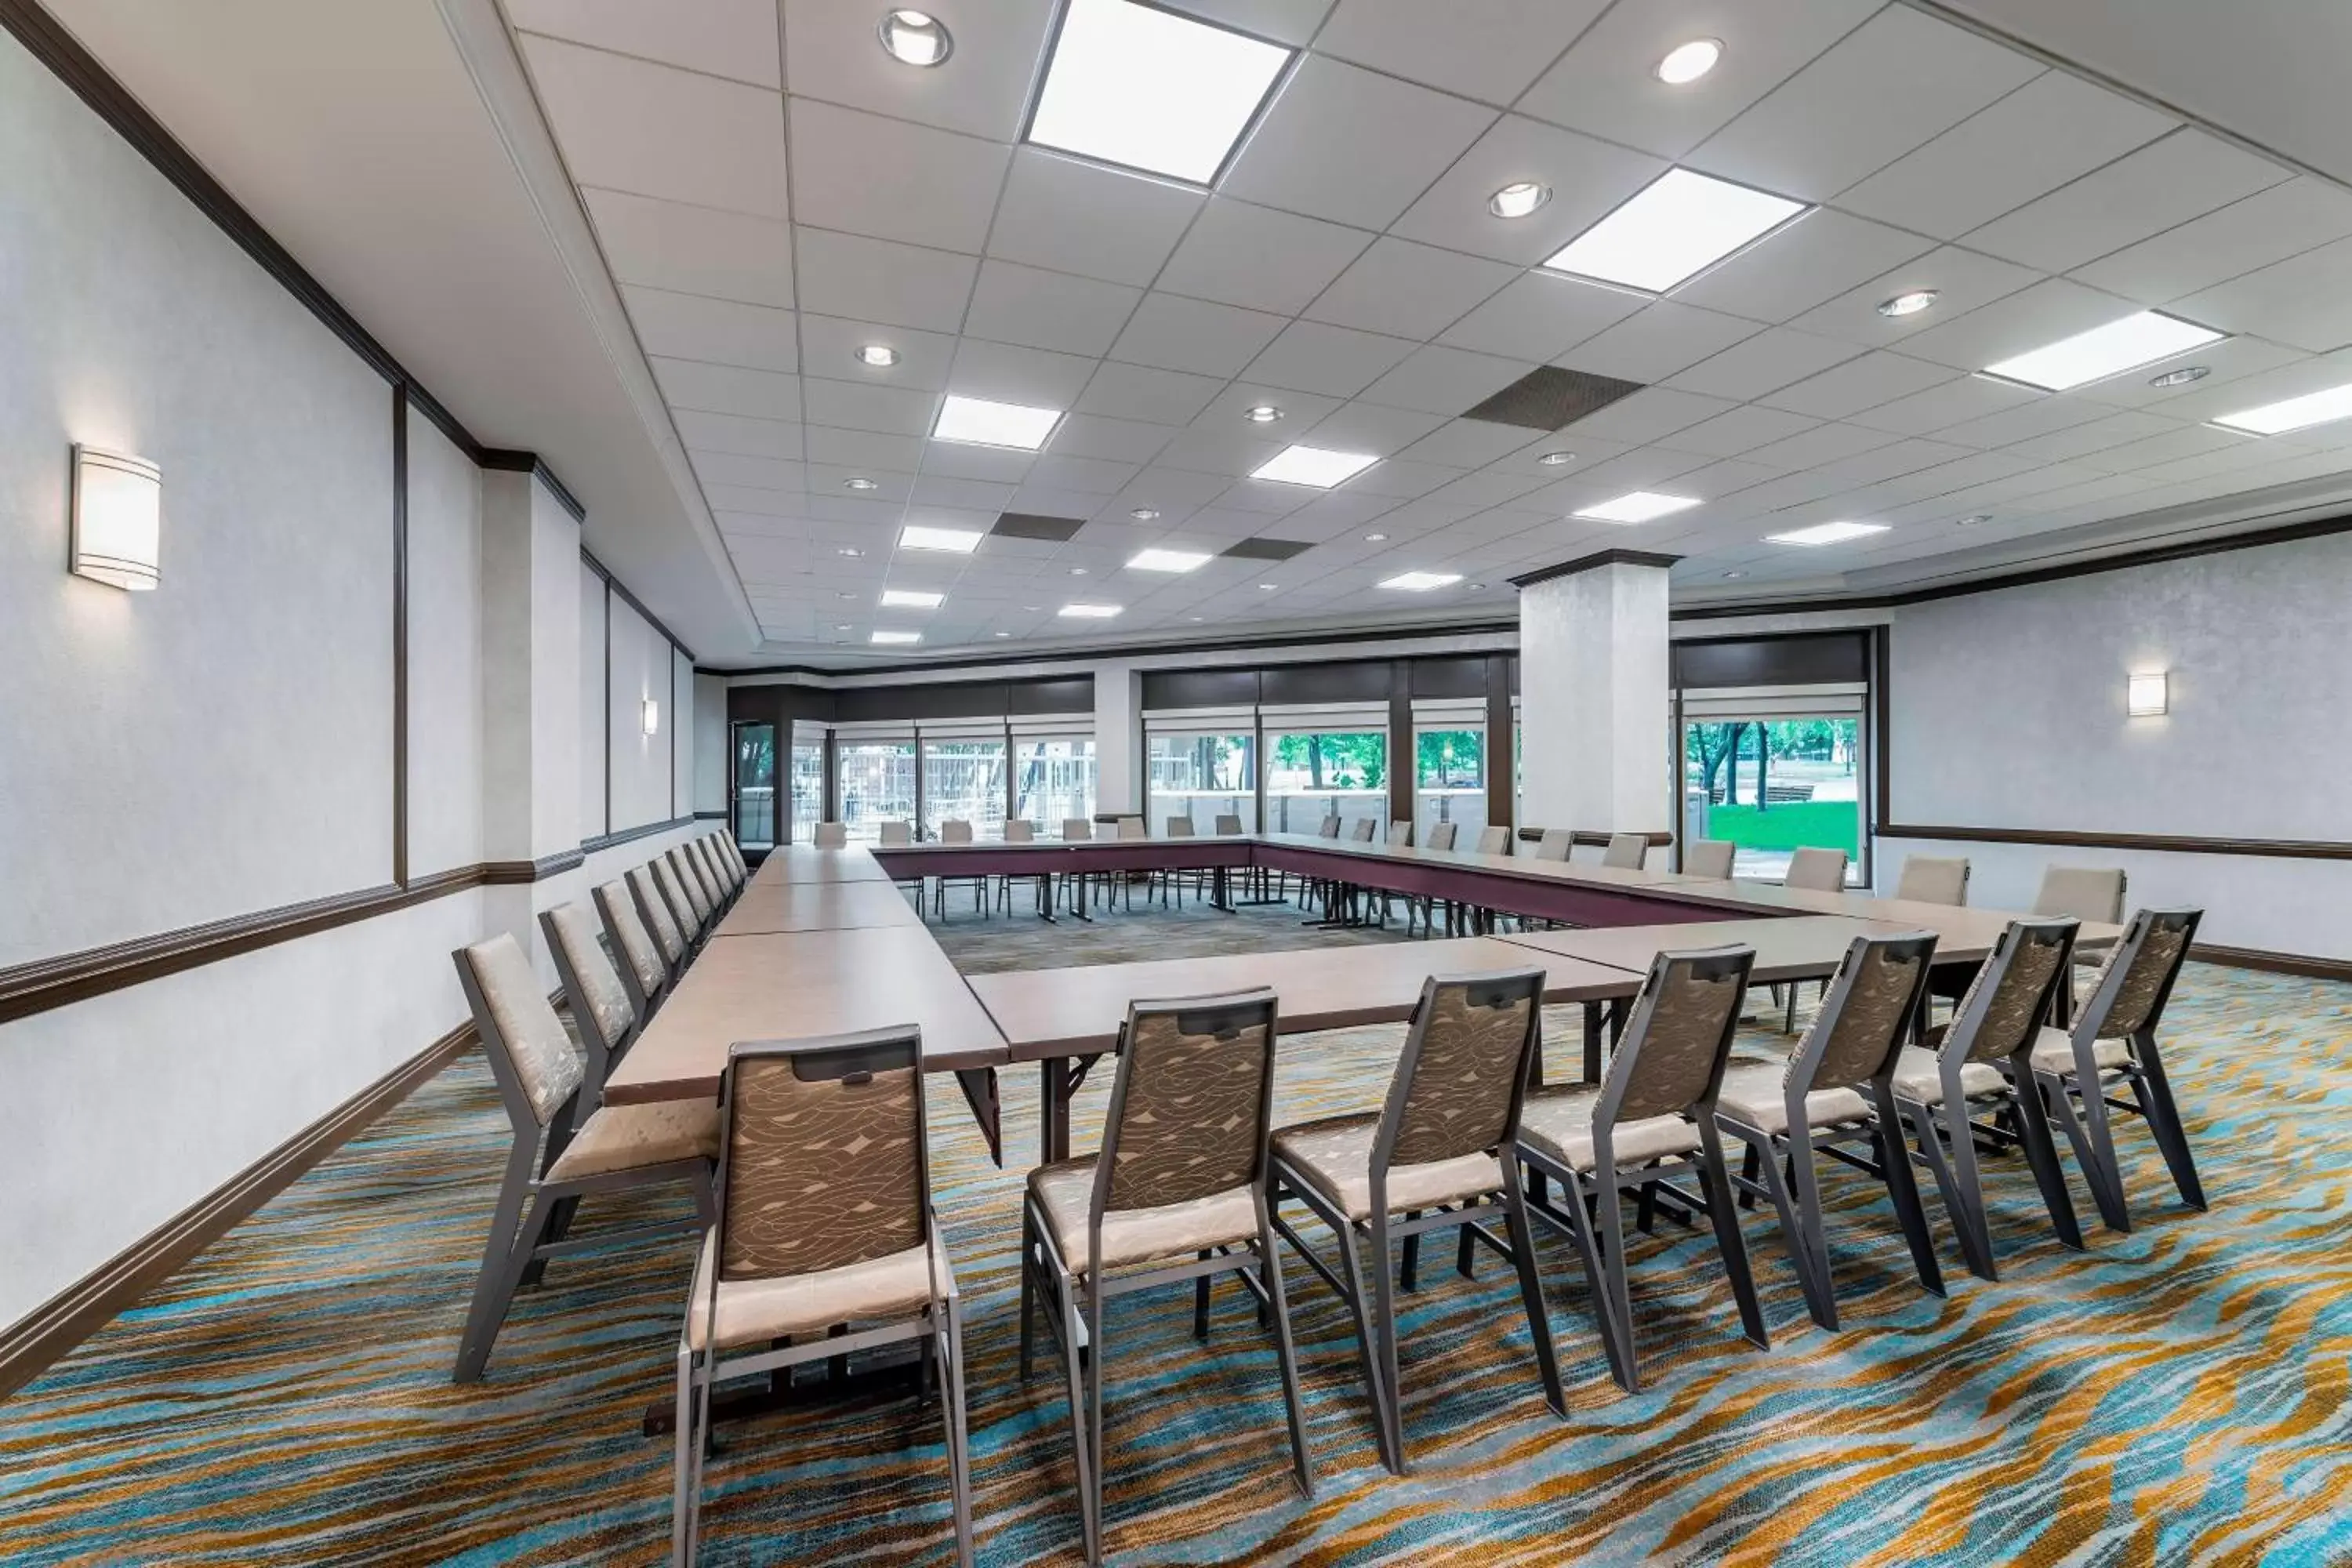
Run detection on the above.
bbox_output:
[604,592,671,831]
[406,403,484,879]
[576,557,606,839]
[672,646,695,814]
[1886,532,2352,957]
[694,673,728,816]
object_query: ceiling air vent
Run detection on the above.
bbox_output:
[1220,536,1312,561]
[1462,366,1644,431]
[989,512,1086,542]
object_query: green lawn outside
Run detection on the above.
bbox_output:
[1701,800,1859,857]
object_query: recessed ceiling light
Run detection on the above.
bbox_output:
[993,631,1011,637]
[1655,38,1722,85]
[1537,450,1577,466]
[1130,507,1160,521]
[836,622,853,630]
[1026,0,1292,183]
[2213,380,2352,434]
[1258,583,1277,590]
[1189,615,1205,622]
[878,9,951,67]
[836,591,856,600]
[1489,181,1550,220]
[933,393,1062,449]
[1767,521,1889,546]
[1878,289,1938,318]
[844,477,880,492]
[1243,404,1283,423]
[2149,365,2210,389]
[1720,571,1745,579]
[855,343,901,368]
[1363,532,1387,542]
[1380,571,1464,592]
[1467,583,1486,591]
[898,524,982,553]
[1544,168,1806,294]
[839,547,864,557]
[1069,566,1088,575]
[1955,514,1993,527]
[1575,491,1700,524]
[1059,602,1122,619]
[879,588,943,608]
[1252,445,1380,488]
[1128,547,1210,572]
[871,630,923,646]
[1982,311,2224,391]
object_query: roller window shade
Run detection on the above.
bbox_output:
[1258,702,1388,735]
[1409,698,1486,728]
[1143,705,1258,734]
[833,721,917,743]
[1680,683,1865,720]
[914,718,1009,741]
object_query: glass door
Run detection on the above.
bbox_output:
[730,721,776,848]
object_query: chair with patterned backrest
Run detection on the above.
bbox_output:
[1714,931,1946,1330]
[686,838,733,913]
[666,846,717,932]
[1116,815,1147,840]
[2029,907,2205,1235]
[1602,833,1649,869]
[1885,916,2084,1282]
[1784,846,1849,890]
[1684,838,1736,879]
[1270,969,1564,1472]
[628,863,691,984]
[1385,820,1412,847]
[674,1027,972,1567]
[449,932,714,1384]
[1513,945,1766,1393]
[1316,815,1341,839]
[540,901,641,1097]
[1474,825,1508,855]
[995,818,1044,916]
[1534,827,1572,861]
[1411,821,1460,935]
[1895,855,1971,906]
[706,833,746,893]
[2035,866,2126,924]
[1022,990,1311,1563]
[812,821,849,848]
[1426,822,1457,851]
[1157,816,1201,909]
[653,854,709,949]
[595,877,670,1025]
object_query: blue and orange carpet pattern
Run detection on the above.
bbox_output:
[2,905,2349,1565]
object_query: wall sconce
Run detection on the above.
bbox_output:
[2126,670,2168,717]
[641,698,661,737]
[70,446,162,590]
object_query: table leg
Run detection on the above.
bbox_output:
[1583,1001,1603,1085]
[1042,1058,1071,1165]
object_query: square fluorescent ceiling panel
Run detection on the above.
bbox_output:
[1027,0,1293,183]
[1544,169,1806,293]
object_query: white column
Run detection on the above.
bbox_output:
[1517,553,1673,837]
[1092,661,1142,815]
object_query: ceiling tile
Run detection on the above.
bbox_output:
[1562,385,1736,443]
[1738,420,1898,470]
[511,0,781,86]
[1303,238,1516,341]
[786,99,1007,252]
[1685,7,2040,203]
[1842,373,2041,437]
[986,148,1204,286]
[581,187,793,308]
[1156,0,1334,46]
[2071,334,2310,412]
[706,482,801,516]
[1759,350,1955,419]
[1653,404,1823,458]
[1783,244,2044,349]
[1392,419,1543,467]
[1314,0,1607,103]
[1300,401,1450,456]
[1556,300,1762,383]
[1998,408,2180,464]
[694,450,807,490]
[1025,454,1142,495]
[946,339,1098,407]
[1110,293,1290,378]
[2071,176,2352,306]
[1221,55,1497,229]
[1153,426,1290,477]
[1889,276,2144,371]
[1516,0,1879,161]
[677,408,804,460]
[1075,361,1229,424]
[1933,394,2115,450]
[1346,456,1479,498]
[519,35,786,218]
[792,229,978,332]
[962,260,1141,356]
[780,0,1054,139]
[1436,271,1645,360]
[1047,414,1181,464]
[1810,436,1973,488]
[2170,238,2352,353]
[1837,70,2174,240]
[1673,208,1935,323]
[1961,129,2293,274]
[1244,321,1420,397]
[1358,346,1537,417]
[622,285,798,372]
[805,426,924,471]
[650,357,804,422]
[797,314,960,391]
[1664,327,1861,401]
[803,376,938,436]
[1154,198,1374,316]
[1387,115,1664,267]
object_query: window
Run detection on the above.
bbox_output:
[1263,717,1385,836]
[731,722,776,848]
[1146,724,1256,834]
[1013,736,1096,831]
[836,739,916,840]
[921,736,1006,839]
[786,735,823,844]
[1414,725,1486,845]
[1680,711,1863,883]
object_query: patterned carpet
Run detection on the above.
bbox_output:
[3,902,2350,1566]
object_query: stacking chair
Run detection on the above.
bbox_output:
[1158,816,1201,909]
[450,933,715,1383]
[1348,818,1377,841]
[688,839,733,913]
[1783,846,1849,890]
[706,833,746,893]
[1116,815,1147,840]
[1214,813,1244,835]
[2035,866,2126,924]
[1514,946,1766,1392]
[1385,819,1412,847]
[1882,916,2083,1281]
[654,855,708,949]
[1474,826,1508,855]
[596,878,670,1023]
[1270,970,1564,1472]
[1022,991,1312,1563]
[675,1029,972,1568]
[668,848,717,933]
[933,819,988,920]
[629,863,691,983]
[813,821,849,848]
[2030,908,2205,1233]
[1058,818,1097,916]
[1426,822,1457,851]
[996,818,1044,915]
[1713,931,1946,1330]
[1534,827,1572,861]
[1684,838,1736,879]
[879,820,915,846]
[542,900,643,1090]
[1602,833,1649,869]
[1895,855,1971,906]
[1317,815,1341,839]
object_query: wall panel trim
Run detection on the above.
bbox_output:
[1880,823,2352,861]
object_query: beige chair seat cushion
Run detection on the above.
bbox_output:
[1028,1158,1260,1275]
[1516,1087,1699,1174]
[546,1100,720,1182]
[685,1232,953,1351]
[1271,1114,1501,1222]
[1712,1062,1872,1137]
[2029,1027,2131,1076]
[1889,1049,2005,1105]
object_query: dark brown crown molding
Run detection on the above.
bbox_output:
[703,618,1522,680]
[1881,823,2352,861]
[1510,548,1684,588]
[481,448,584,523]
